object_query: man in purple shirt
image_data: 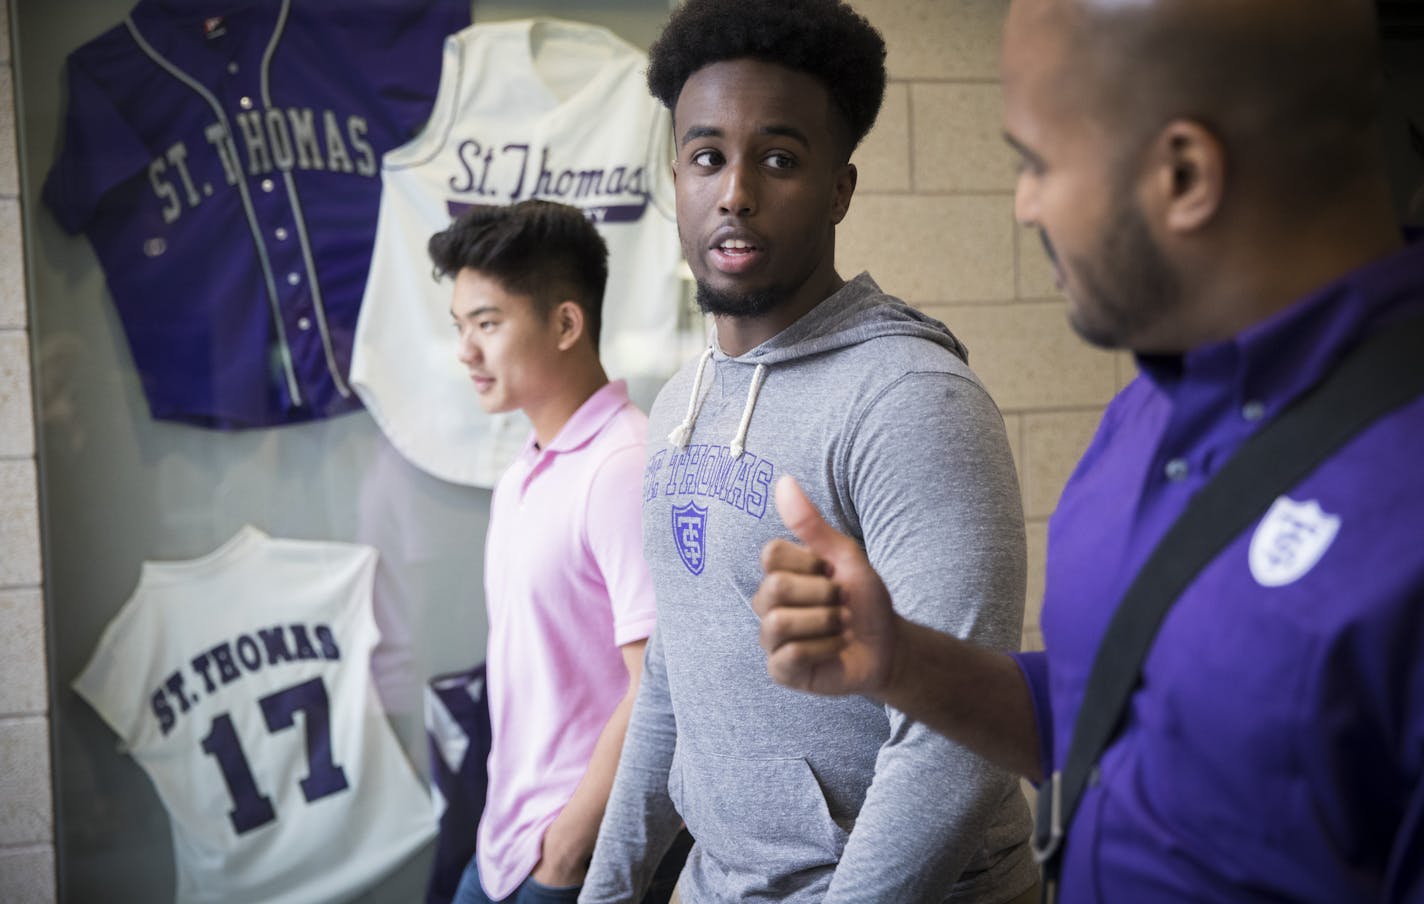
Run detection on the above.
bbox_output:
[750,0,1423,901]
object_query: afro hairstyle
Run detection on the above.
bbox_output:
[647,0,888,156]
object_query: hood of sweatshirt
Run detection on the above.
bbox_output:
[666,272,969,455]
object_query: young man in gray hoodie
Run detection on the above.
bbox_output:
[581,2,1037,901]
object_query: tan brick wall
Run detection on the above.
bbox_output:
[0,0,58,900]
[844,0,1122,653]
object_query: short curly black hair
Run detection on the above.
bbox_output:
[647,0,888,156]
[428,200,609,346]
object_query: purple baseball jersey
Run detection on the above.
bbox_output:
[44,0,469,428]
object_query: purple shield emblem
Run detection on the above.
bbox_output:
[671,502,709,576]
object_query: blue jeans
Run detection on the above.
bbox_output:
[451,859,580,904]
[452,830,692,904]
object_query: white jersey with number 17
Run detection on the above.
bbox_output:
[73,526,434,904]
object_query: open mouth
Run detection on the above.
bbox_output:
[710,237,764,273]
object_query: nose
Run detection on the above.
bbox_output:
[455,330,480,367]
[718,158,756,217]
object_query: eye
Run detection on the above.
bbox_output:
[1013,153,1045,178]
[478,319,499,332]
[690,148,723,167]
[764,151,796,170]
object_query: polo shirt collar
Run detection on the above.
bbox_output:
[532,379,631,456]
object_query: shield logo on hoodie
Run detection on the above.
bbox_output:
[672,501,709,576]
[1248,496,1341,587]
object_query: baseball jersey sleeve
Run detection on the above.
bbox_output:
[320,0,469,141]
[584,441,658,647]
[44,56,152,234]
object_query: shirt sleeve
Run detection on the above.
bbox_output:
[72,595,152,747]
[1302,585,1424,900]
[578,626,683,903]
[1011,650,1054,779]
[43,56,153,235]
[825,370,1035,903]
[584,441,658,646]
[321,0,471,142]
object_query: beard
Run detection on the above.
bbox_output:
[694,280,786,318]
[1060,188,1181,350]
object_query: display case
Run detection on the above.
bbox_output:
[15,1,687,900]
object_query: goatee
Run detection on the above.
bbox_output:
[695,281,784,318]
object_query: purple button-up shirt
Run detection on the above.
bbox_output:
[1015,237,1424,902]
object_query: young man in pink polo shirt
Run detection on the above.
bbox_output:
[430,200,686,904]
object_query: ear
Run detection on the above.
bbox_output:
[1144,119,1225,234]
[552,300,586,352]
[831,162,858,225]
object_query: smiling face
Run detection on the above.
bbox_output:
[1001,1,1182,350]
[449,268,565,415]
[671,58,856,326]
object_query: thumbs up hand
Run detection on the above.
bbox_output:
[752,475,903,698]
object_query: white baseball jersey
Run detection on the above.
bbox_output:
[350,18,685,487]
[73,526,435,904]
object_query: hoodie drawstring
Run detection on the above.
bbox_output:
[729,364,766,459]
[667,347,714,449]
[667,348,767,459]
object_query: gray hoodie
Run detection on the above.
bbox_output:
[581,273,1036,903]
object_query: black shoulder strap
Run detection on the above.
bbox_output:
[1033,310,1424,899]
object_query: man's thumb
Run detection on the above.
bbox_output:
[776,475,849,558]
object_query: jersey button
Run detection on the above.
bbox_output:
[1164,458,1189,482]
[261,178,275,192]
[275,227,289,241]
[239,95,253,109]
[297,317,312,331]
[1242,400,1266,422]
[287,272,301,286]
[227,62,240,75]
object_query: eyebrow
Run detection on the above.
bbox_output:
[679,124,812,148]
[1002,131,1046,169]
[451,305,502,320]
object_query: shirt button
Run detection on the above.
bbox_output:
[274,227,289,241]
[261,178,274,192]
[1242,400,1266,422]
[227,62,240,75]
[1164,458,1189,482]
[297,317,312,331]
[287,272,301,286]
[239,95,253,109]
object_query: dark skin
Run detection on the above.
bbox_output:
[753,0,1405,784]
[672,58,857,356]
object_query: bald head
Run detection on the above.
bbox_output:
[1010,0,1385,212]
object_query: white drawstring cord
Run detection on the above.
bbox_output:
[729,364,766,459]
[667,347,714,449]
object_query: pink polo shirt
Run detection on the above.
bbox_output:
[477,380,658,899]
